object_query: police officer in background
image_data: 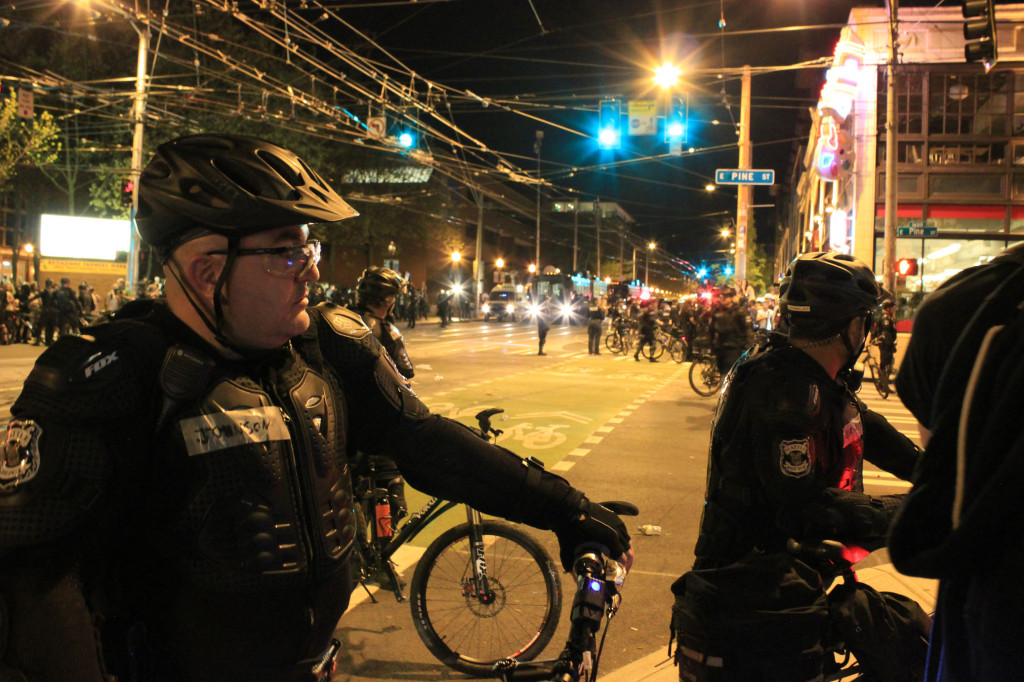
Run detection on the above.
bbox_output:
[350,265,413,527]
[710,285,753,375]
[586,295,605,355]
[689,252,925,675]
[351,266,413,380]
[0,134,632,682]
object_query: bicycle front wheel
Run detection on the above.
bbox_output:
[605,332,622,354]
[409,520,562,675]
[669,338,687,364]
[641,338,665,360]
[689,356,721,396]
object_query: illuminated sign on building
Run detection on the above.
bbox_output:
[818,27,865,123]
[812,27,864,183]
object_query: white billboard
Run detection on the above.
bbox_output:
[39,214,131,261]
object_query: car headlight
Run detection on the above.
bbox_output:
[560,304,573,316]
[482,303,490,313]
[528,304,540,316]
[506,304,515,313]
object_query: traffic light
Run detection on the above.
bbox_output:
[397,130,415,148]
[963,0,997,66]
[597,99,621,150]
[896,258,919,277]
[120,179,135,208]
[665,94,688,144]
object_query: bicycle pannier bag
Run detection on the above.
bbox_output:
[670,552,828,681]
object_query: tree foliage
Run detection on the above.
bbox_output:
[0,91,61,187]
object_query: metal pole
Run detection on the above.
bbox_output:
[595,198,602,279]
[645,248,649,287]
[632,247,637,281]
[573,198,579,272]
[883,0,899,296]
[735,65,751,282]
[534,131,544,268]
[619,229,624,281]
[126,25,150,295]
[474,196,485,317]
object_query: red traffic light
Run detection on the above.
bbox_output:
[896,258,919,276]
[124,180,135,193]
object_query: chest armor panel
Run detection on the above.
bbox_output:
[165,354,352,590]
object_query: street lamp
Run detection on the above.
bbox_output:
[653,63,681,89]
[721,228,731,238]
[495,257,504,284]
[646,241,656,287]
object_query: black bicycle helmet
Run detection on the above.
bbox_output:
[136,134,357,255]
[779,252,882,323]
[357,266,404,304]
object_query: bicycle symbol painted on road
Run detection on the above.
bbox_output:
[422,403,584,450]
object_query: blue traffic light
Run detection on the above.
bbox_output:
[697,267,708,279]
[665,94,688,143]
[724,265,734,276]
[597,99,621,150]
[398,131,415,148]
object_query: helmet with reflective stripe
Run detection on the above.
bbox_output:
[779,252,882,323]
[136,134,358,255]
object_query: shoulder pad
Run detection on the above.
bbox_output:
[13,321,166,422]
[314,303,372,342]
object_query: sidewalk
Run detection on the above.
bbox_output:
[601,552,937,682]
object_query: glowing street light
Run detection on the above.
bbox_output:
[721,228,731,238]
[495,257,504,269]
[705,184,716,192]
[528,263,537,274]
[654,63,681,89]
[451,251,461,263]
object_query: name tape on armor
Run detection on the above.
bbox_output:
[179,406,291,456]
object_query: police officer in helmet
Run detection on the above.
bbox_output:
[0,134,632,682]
[693,252,920,570]
[353,266,413,379]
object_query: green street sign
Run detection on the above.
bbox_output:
[897,225,938,238]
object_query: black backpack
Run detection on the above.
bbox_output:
[55,288,76,315]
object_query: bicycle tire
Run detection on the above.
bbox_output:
[605,332,623,354]
[669,338,687,364]
[874,367,891,399]
[410,520,562,675]
[641,338,665,360]
[688,356,721,397]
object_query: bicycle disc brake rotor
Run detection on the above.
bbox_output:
[461,577,506,617]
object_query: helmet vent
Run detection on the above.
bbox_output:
[257,149,303,187]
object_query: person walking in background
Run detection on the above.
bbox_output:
[633,304,658,362]
[711,285,754,375]
[34,279,58,346]
[586,296,605,355]
[536,295,552,355]
[406,286,418,328]
[106,278,129,313]
[55,277,83,336]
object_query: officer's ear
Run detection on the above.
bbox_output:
[173,237,224,299]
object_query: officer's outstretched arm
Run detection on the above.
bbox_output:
[861,408,920,482]
[312,305,631,571]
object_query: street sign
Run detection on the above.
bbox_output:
[715,169,775,185]
[897,226,938,238]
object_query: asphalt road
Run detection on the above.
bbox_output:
[0,317,919,681]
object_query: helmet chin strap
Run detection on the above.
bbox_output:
[838,316,867,376]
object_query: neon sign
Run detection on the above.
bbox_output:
[818,27,865,123]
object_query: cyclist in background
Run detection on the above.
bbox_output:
[870,299,898,379]
[710,285,753,375]
[350,266,414,533]
[689,252,925,675]
[633,303,658,362]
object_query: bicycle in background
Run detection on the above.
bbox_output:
[688,351,722,397]
[349,408,564,675]
[859,339,897,399]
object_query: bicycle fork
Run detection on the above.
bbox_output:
[465,507,497,603]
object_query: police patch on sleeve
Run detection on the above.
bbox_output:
[0,419,42,493]
[779,438,812,478]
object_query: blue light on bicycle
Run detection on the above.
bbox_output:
[588,579,602,592]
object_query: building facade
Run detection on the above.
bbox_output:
[785,5,1024,324]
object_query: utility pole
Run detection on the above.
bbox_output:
[474,194,485,317]
[595,197,602,279]
[735,65,751,283]
[534,131,544,268]
[573,198,579,272]
[126,24,150,294]
[883,0,899,296]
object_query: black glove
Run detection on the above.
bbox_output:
[553,499,631,572]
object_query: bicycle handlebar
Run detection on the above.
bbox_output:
[494,501,636,681]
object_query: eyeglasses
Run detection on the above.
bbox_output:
[207,239,321,278]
